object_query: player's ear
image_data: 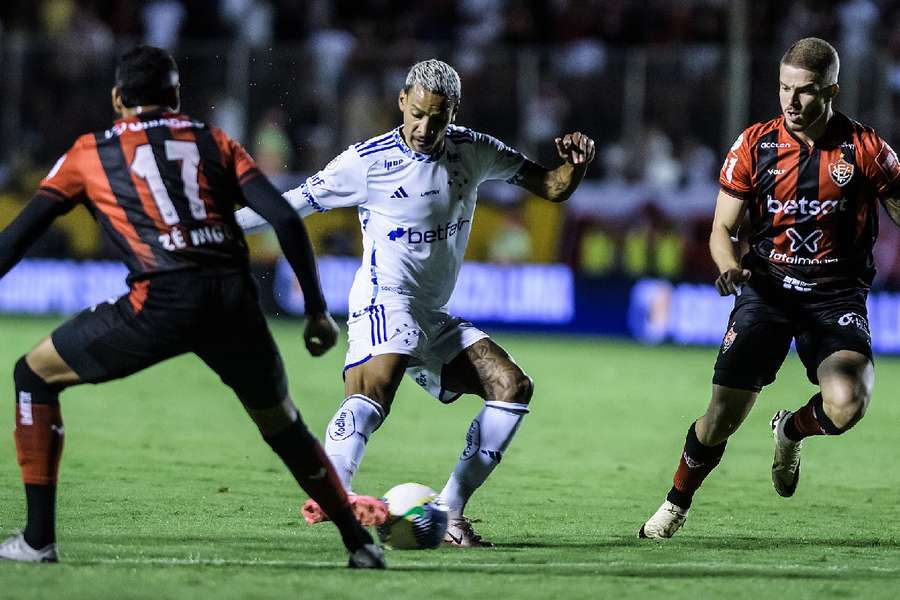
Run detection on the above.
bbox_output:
[111,87,125,115]
[398,88,407,112]
[168,86,181,112]
[827,83,840,101]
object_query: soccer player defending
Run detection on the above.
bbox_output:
[639,38,900,539]
[237,59,595,546]
[0,46,385,568]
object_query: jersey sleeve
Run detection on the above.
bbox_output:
[38,138,87,206]
[210,127,262,186]
[719,130,754,198]
[470,131,528,184]
[284,147,369,213]
[858,132,900,197]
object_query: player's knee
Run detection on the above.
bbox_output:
[823,386,870,431]
[346,373,397,413]
[494,370,533,405]
[14,356,60,400]
[246,396,301,437]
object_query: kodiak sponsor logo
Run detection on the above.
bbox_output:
[328,408,356,441]
[460,419,481,461]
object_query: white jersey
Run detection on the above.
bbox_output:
[237,125,529,312]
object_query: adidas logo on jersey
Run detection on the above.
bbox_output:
[386,218,471,244]
[390,186,410,199]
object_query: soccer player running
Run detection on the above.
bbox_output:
[237,59,595,546]
[639,38,900,539]
[0,46,386,568]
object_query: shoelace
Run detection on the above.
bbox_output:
[454,518,483,542]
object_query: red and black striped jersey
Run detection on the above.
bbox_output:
[38,111,261,282]
[719,112,900,295]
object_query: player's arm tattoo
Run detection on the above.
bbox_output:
[515,161,587,203]
[882,196,900,227]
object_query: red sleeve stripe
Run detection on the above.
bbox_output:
[238,168,261,186]
[37,186,70,203]
[719,185,752,200]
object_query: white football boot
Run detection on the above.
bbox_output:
[347,543,386,569]
[0,532,58,563]
[771,410,802,497]
[638,500,689,539]
[444,517,493,547]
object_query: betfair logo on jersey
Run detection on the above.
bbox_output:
[766,195,848,216]
[386,218,471,244]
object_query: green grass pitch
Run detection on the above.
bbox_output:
[1,315,899,598]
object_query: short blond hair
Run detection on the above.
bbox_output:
[781,38,840,84]
[404,59,461,105]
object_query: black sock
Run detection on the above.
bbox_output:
[666,422,727,510]
[331,508,374,554]
[23,484,56,548]
[263,418,373,553]
[782,414,803,441]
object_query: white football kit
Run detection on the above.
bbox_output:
[236,125,529,401]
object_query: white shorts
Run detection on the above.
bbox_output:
[343,301,488,403]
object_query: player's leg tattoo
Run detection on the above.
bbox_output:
[460,339,534,405]
[439,339,533,517]
[783,350,874,440]
[667,385,757,509]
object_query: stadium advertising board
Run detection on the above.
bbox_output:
[3,260,900,354]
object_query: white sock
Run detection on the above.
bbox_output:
[438,401,529,518]
[323,394,385,493]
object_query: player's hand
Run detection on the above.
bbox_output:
[304,311,339,356]
[554,132,596,166]
[715,268,752,297]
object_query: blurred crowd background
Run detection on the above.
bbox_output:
[3,0,900,287]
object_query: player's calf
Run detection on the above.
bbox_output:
[639,422,726,539]
[13,357,65,552]
[262,415,377,556]
[438,400,529,519]
[323,394,385,491]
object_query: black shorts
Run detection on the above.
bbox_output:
[52,269,287,409]
[712,281,873,391]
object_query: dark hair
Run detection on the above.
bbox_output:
[114,45,180,108]
[781,38,840,84]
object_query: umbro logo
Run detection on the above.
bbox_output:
[390,186,410,199]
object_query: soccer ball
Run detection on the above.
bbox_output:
[376,483,448,550]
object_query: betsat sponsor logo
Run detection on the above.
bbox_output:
[387,218,470,244]
[767,195,848,216]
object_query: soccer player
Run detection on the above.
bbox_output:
[639,38,900,538]
[237,59,595,546]
[0,46,385,568]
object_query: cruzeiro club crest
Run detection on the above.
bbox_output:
[828,155,854,187]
